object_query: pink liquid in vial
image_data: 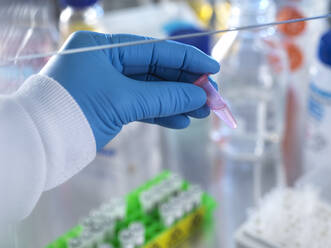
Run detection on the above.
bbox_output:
[194,74,237,129]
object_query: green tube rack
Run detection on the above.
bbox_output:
[46,171,217,248]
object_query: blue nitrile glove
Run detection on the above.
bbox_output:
[41,31,220,150]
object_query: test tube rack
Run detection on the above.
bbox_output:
[45,171,216,248]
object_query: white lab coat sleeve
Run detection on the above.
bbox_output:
[0,74,96,223]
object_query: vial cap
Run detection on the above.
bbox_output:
[319,30,331,67]
[64,0,99,8]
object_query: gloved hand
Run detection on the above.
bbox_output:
[41,31,220,150]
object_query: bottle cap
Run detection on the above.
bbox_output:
[319,30,331,66]
[64,0,99,8]
[164,21,211,55]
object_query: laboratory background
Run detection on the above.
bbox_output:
[1,0,331,247]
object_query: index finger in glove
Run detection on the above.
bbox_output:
[108,34,220,75]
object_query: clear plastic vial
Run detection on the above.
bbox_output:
[102,221,115,242]
[160,203,175,227]
[59,0,104,41]
[114,198,127,220]
[140,190,155,212]
[180,191,194,213]
[89,221,104,245]
[119,229,135,248]
[81,216,94,230]
[80,230,95,248]
[68,238,82,248]
[98,244,113,248]
[171,198,184,219]
[167,174,183,194]
[188,185,203,206]
[129,222,145,246]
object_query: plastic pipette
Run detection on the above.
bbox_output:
[194,75,237,129]
[1,14,330,64]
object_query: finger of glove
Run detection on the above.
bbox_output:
[131,75,216,119]
[133,80,206,121]
[126,67,219,93]
[125,66,201,83]
[186,104,211,118]
[130,74,163,81]
[110,34,220,74]
[151,68,219,91]
[143,114,190,129]
[130,77,218,120]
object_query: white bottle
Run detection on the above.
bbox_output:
[304,30,331,172]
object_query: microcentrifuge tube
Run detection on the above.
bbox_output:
[173,204,184,219]
[188,185,203,206]
[140,190,155,212]
[167,174,182,194]
[102,221,115,241]
[179,191,193,213]
[159,183,169,201]
[152,185,164,203]
[119,229,135,248]
[90,223,104,246]
[160,203,175,227]
[68,238,82,248]
[129,222,145,246]
[90,210,105,225]
[162,180,173,195]
[81,216,94,229]
[106,198,126,221]
[80,230,95,248]
[193,75,237,129]
[98,244,113,248]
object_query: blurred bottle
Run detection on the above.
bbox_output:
[275,0,328,184]
[59,0,104,42]
[188,0,231,29]
[276,0,329,61]
[188,0,213,27]
[0,2,59,94]
[213,0,232,30]
[212,0,287,162]
[212,0,287,191]
[304,30,331,173]
[210,3,288,245]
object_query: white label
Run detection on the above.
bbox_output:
[305,83,331,169]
